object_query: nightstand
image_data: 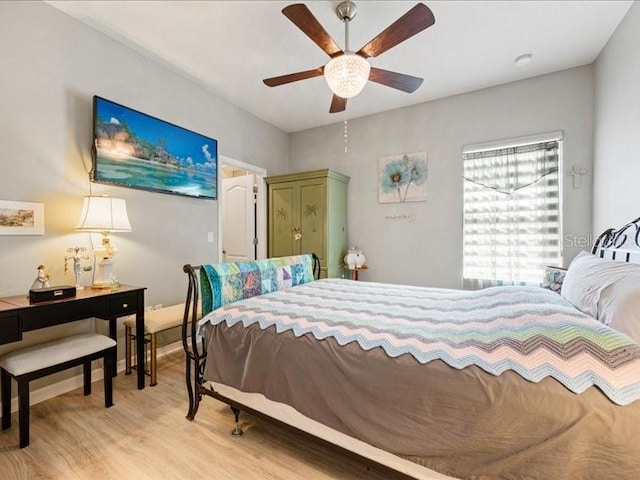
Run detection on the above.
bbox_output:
[343,264,368,281]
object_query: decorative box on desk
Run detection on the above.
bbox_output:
[29,285,76,304]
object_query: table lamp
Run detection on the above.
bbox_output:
[75,195,132,288]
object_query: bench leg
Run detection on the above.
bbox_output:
[150,333,158,387]
[83,362,92,396]
[104,352,114,408]
[125,325,132,375]
[18,379,30,448]
[1,368,11,430]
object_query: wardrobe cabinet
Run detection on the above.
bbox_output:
[265,169,349,278]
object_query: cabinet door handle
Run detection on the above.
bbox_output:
[123,303,128,309]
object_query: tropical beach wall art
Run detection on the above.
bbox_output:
[0,200,44,235]
[378,151,428,203]
[92,96,217,199]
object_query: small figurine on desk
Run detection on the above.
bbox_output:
[31,264,51,290]
[65,246,91,289]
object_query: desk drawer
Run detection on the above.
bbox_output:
[107,292,138,317]
[0,313,21,345]
[23,298,106,331]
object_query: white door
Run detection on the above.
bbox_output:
[221,175,255,263]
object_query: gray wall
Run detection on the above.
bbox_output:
[0,1,288,355]
[593,2,640,235]
[291,67,594,288]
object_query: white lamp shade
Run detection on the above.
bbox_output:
[324,53,371,99]
[76,196,132,232]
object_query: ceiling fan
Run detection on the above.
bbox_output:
[263,2,435,114]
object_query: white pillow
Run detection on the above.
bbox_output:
[598,276,640,343]
[561,251,640,320]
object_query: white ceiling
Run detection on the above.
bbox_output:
[47,0,632,133]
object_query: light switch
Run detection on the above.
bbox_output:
[207,232,214,242]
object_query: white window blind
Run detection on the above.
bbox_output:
[462,137,562,288]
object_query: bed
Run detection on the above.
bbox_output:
[181,221,640,480]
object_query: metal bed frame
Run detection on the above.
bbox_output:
[592,216,640,260]
[181,254,321,432]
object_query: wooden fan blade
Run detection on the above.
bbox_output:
[368,67,424,93]
[356,3,435,59]
[283,4,343,58]
[329,95,347,113]
[263,67,324,87]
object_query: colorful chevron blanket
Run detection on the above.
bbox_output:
[197,279,640,405]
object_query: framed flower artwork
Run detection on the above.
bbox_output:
[378,151,427,203]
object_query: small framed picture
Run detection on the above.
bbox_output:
[0,200,45,235]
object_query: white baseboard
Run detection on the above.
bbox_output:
[1,341,183,415]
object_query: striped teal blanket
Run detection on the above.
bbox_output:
[198,279,640,405]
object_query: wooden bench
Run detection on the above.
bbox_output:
[0,332,116,448]
[124,303,197,387]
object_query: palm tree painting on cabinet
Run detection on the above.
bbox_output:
[276,207,288,234]
[303,204,318,232]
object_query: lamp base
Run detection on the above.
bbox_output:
[92,253,115,289]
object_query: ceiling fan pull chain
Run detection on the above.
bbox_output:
[344,118,348,154]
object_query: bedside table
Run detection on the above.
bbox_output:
[343,264,368,281]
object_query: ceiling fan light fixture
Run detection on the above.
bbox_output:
[324,52,371,99]
[266,2,434,113]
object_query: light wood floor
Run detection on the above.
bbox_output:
[0,349,408,480]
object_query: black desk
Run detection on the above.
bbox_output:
[0,285,147,390]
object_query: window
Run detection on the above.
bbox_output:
[462,133,562,288]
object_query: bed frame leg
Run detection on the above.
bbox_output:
[185,355,199,421]
[231,406,243,436]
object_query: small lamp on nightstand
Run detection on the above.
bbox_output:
[344,247,366,269]
[343,247,367,280]
[75,195,132,288]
